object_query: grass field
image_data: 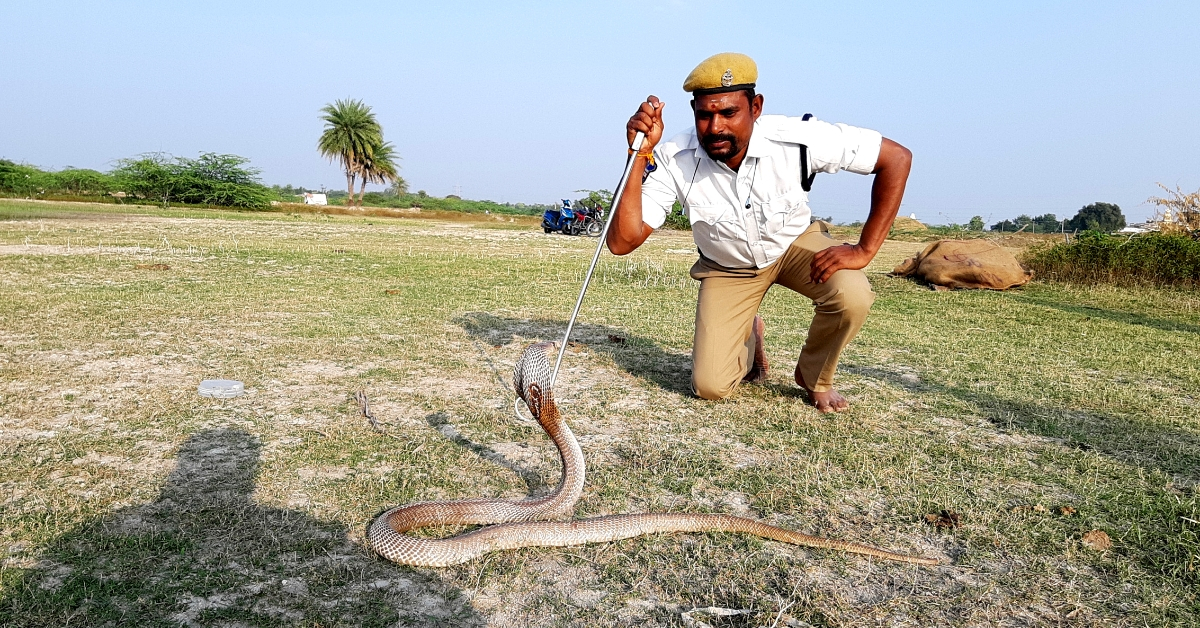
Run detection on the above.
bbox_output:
[0,200,1197,627]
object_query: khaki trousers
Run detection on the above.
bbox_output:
[689,221,875,400]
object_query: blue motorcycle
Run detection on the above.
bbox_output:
[543,199,603,236]
[543,199,578,235]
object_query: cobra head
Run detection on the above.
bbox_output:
[513,341,556,414]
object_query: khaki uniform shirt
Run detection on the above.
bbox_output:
[640,114,882,269]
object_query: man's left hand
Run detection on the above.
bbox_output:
[811,244,873,284]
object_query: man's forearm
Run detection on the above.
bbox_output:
[857,140,912,256]
[606,154,653,255]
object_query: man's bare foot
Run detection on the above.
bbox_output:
[743,314,769,384]
[794,363,850,412]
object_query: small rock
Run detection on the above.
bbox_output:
[280,578,309,596]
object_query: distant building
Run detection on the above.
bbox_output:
[303,193,328,206]
[1119,222,1155,234]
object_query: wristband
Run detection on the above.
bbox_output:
[627,148,655,166]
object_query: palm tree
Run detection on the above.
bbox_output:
[385,178,409,197]
[317,99,381,206]
[356,141,401,206]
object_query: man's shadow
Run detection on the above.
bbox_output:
[0,429,483,627]
[456,312,694,396]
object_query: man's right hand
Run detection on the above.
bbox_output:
[626,96,665,151]
[609,96,663,256]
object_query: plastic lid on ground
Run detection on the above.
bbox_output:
[198,379,245,399]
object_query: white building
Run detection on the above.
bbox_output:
[303,193,328,206]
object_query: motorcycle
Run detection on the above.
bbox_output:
[574,205,604,237]
[542,199,577,234]
[542,200,604,236]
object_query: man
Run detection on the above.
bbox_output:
[607,53,912,412]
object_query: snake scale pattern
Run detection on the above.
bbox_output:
[367,341,938,567]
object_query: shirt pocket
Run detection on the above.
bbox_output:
[762,187,808,237]
[688,203,744,242]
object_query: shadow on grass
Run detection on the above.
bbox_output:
[422,411,552,495]
[842,365,1200,481]
[0,429,482,627]
[1007,292,1200,335]
[841,364,1200,588]
[456,312,694,396]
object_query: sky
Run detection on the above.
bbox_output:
[2,1,1198,225]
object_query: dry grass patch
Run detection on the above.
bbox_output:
[0,199,1196,626]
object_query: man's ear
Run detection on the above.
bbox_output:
[751,94,764,120]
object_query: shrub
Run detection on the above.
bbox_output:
[50,168,115,195]
[0,159,56,197]
[662,201,691,230]
[357,191,549,216]
[1024,231,1200,289]
[1149,184,1200,232]
[175,153,272,208]
[111,152,272,209]
[110,153,180,206]
[3,154,270,209]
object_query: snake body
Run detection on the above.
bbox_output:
[368,341,937,567]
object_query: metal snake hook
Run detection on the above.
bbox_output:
[513,132,645,423]
[550,131,646,388]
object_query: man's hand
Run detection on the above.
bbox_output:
[626,95,665,151]
[811,244,873,284]
[608,97,664,256]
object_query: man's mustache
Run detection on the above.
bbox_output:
[701,133,738,146]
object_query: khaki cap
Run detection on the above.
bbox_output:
[683,52,758,94]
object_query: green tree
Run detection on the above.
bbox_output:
[1032,213,1061,233]
[51,168,113,195]
[0,160,54,198]
[385,178,409,197]
[174,153,271,208]
[317,99,382,208]
[111,153,180,207]
[110,152,270,209]
[968,215,984,231]
[356,141,400,206]
[991,214,1034,232]
[1066,202,1125,232]
[573,189,613,213]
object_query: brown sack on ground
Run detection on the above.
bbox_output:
[891,239,1033,290]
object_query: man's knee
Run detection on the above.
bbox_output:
[824,273,875,320]
[691,374,736,401]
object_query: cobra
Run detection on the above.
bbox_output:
[367,341,938,567]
